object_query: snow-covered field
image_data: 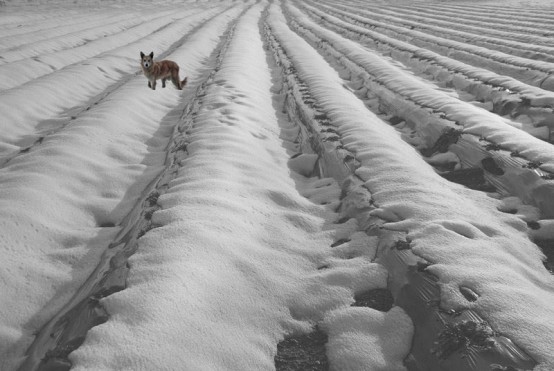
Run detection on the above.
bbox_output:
[1,0,554,370]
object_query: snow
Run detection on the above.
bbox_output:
[69,3,398,370]
[0,0,553,370]
[269,2,554,368]
[323,307,413,371]
[0,3,244,369]
[290,2,554,171]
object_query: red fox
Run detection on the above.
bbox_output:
[140,51,187,90]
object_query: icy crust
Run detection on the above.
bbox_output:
[302,2,554,108]
[269,4,554,370]
[69,3,408,370]
[0,5,241,370]
[287,4,554,172]
[0,5,226,155]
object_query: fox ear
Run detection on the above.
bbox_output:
[149,52,154,59]
[140,51,144,58]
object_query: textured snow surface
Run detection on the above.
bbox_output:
[268,3,554,368]
[71,3,402,370]
[1,0,554,370]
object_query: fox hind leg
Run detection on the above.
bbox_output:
[162,78,167,88]
[170,69,182,90]
[171,76,181,90]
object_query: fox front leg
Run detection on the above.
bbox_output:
[150,79,156,90]
[162,78,167,88]
[148,81,151,88]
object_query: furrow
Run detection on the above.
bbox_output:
[299,1,554,121]
[331,2,554,60]
[0,5,231,164]
[266,5,412,371]
[285,1,554,218]
[0,8,188,66]
[0,10,142,52]
[414,1,554,20]
[0,9,109,42]
[308,1,554,90]
[268,3,553,370]
[0,8,209,91]
[3,6,245,371]
[67,2,359,370]
[342,0,554,40]
[372,3,554,41]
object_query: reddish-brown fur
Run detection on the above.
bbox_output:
[140,51,187,90]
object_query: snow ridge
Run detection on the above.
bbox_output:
[269,3,554,369]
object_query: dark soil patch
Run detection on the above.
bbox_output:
[432,320,495,359]
[330,238,350,247]
[146,190,160,207]
[393,239,411,251]
[421,128,463,157]
[523,161,543,169]
[481,157,505,176]
[484,143,502,151]
[440,167,496,192]
[388,116,404,125]
[352,288,394,312]
[527,221,541,230]
[275,328,329,371]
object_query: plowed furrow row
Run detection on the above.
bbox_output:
[0,11,145,52]
[309,1,554,91]
[372,4,554,41]
[0,6,230,164]
[13,6,245,371]
[352,4,554,54]
[341,0,554,36]
[285,2,554,219]
[0,8,210,91]
[416,2,554,20]
[0,8,190,66]
[0,10,110,41]
[0,12,62,31]
[268,3,549,371]
[66,3,392,370]
[299,2,554,131]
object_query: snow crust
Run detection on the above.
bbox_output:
[289,3,554,172]
[71,2,397,370]
[0,4,242,370]
[269,4,554,369]
[323,307,413,371]
[0,5,225,155]
[1,0,553,370]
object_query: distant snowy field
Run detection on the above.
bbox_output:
[1,1,554,371]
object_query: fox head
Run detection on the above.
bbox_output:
[140,51,154,69]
